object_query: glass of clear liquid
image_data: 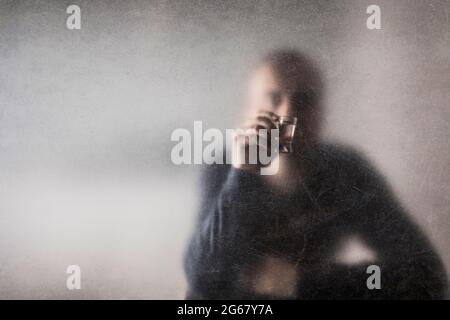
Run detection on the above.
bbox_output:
[277,116,298,153]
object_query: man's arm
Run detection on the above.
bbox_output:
[184,165,271,299]
[339,148,448,299]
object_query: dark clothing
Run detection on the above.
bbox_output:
[184,143,448,299]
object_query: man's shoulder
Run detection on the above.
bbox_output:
[308,141,383,186]
[200,162,232,181]
[308,142,365,168]
[198,163,232,196]
[305,142,394,213]
[311,141,368,164]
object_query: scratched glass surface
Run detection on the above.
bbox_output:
[0,0,448,299]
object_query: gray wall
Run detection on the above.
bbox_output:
[0,0,448,298]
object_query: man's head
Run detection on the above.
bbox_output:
[246,49,324,145]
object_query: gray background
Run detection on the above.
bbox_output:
[0,0,448,298]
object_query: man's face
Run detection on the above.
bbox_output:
[246,65,292,118]
[245,65,317,144]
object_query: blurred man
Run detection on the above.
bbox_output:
[184,49,448,299]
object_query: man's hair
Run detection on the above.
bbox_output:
[261,49,323,111]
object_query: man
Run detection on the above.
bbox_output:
[184,49,448,299]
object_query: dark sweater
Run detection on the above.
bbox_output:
[184,143,448,299]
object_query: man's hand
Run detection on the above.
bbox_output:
[232,110,279,174]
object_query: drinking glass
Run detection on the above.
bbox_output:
[277,116,298,153]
